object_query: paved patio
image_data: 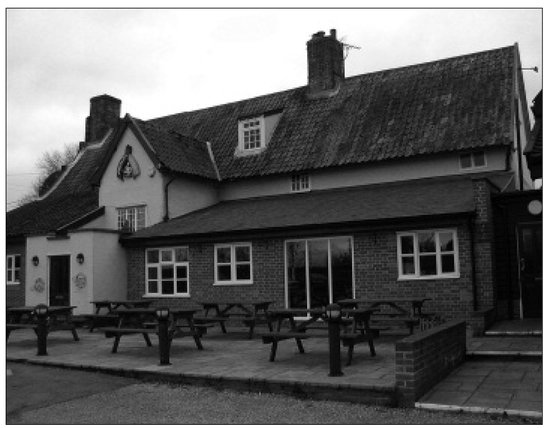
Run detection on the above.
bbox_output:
[417,359,542,418]
[6,327,398,405]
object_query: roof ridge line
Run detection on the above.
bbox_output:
[147,45,514,122]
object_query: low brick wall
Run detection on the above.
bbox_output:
[395,319,466,407]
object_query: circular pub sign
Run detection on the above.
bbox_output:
[527,199,543,216]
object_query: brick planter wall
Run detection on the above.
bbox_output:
[395,319,466,407]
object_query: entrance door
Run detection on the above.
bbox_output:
[286,237,354,309]
[49,255,70,306]
[518,224,542,318]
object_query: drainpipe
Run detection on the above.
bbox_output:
[163,175,176,222]
[469,217,478,311]
[515,99,524,191]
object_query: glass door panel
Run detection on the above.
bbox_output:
[286,241,307,308]
[308,239,329,308]
[331,237,353,302]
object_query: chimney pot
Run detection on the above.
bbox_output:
[330,29,337,38]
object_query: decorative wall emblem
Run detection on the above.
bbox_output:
[74,272,87,289]
[33,278,45,293]
[116,145,141,180]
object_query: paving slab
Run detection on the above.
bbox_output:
[417,359,542,419]
[6,327,398,405]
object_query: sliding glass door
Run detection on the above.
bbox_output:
[285,237,354,309]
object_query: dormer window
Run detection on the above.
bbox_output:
[291,174,310,192]
[238,116,266,153]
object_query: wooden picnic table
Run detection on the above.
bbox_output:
[91,299,154,312]
[102,308,203,353]
[84,300,154,332]
[338,297,432,317]
[7,305,79,341]
[263,307,378,364]
[338,298,433,334]
[195,300,273,339]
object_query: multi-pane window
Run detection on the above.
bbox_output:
[397,230,459,278]
[240,117,264,151]
[117,206,146,232]
[7,254,21,284]
[214,243,253,284]
[146,247,189,296]
[291,174,310,192]
[459,151,486,169]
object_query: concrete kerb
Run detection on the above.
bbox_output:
[415,402,543,421]
[7,356,396,406]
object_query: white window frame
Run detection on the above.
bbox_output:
[291,174,311,193]
[7,254,21,285]
[145,247,190,297]
[459,151,486,170]
[117,205,147,232]
[397,229,459,280]
[238,116,266,153]
[214,243,253,285]
[283,236,356,310]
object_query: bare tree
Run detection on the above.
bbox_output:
[14,143,79,207]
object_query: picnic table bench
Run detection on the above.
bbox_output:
[263,307,378,365]
[102,308,203,353]
[80,300,155,332]
[195,301,273,339]
[338,297,433,335]
[7,306,79,342]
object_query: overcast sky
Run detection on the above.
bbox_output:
[5,8,543,209]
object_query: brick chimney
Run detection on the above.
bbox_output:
[84,94,121,143]
[306,29,344,99]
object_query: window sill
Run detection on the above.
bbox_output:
[7,282,21,286]
[213,281,253,286]
[143,294,191,298]
[398,274,460,281]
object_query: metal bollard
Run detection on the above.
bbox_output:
[155,307,171,365]
[326,304,343,377]
[35,304,49,356]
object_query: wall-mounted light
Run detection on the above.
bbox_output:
[76,253,85,264]
[32,256,40,267]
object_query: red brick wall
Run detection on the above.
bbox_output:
[471,179,497,310]
[127,224,480,322]
[354,226,474,321]
[127,240,286,309]
[7,241,26,306]
[395,319,466,406]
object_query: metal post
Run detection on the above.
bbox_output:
[326,304,343,377]
[35,305,49,356]
[156,309,171,366]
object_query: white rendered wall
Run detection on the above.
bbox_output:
[92,231,127,303]
[25,231,127,315]
[167,177,219,220]
[219,148,509,200]
[96,128,165,229]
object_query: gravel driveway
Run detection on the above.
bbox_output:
[7,363,538,425]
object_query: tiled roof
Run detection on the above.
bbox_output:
[133,119,217,180]
[6,135,113,238]
[148,46,516,179]
[123,177,475,242]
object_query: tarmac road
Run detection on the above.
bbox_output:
[6,362,539,424]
